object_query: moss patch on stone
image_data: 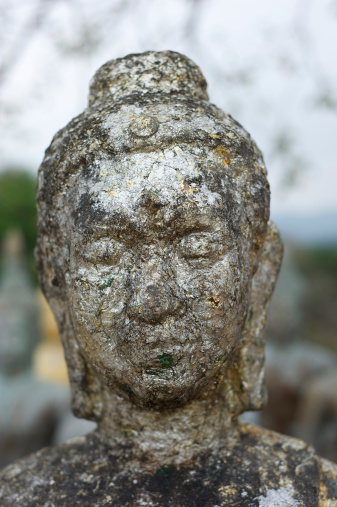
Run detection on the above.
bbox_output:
[100,277,114,290]
[157,353,174,368]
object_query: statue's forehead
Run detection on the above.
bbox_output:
[71,188,228,242]
[92,147,212,194]
[70,148,237,239]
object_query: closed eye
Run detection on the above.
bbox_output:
[80,238,125,264]
[179,232,228,260]
[179,233,220,259]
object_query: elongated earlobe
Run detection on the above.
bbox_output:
[51,299,103,421]
[225,220,283,415]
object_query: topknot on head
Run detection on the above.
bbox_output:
[89,51,209,107]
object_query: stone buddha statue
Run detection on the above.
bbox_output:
[0,230,68,468]
[1,51,336,506]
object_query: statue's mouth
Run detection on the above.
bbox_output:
[141,350,176,380]
[143,368,175,381]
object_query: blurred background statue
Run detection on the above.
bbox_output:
[261,248,337,461]
[0,229,69,467]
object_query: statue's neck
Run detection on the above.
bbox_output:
[96,390,238,466]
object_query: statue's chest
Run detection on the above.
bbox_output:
[99,444,320,507]
[0,433,321,506]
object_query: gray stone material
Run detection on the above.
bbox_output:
[0,230,69,468]
[0,230,40,376]
[1,51,336,506]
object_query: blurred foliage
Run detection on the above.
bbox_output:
[293,245,337,352]
[0,169,37,282]
[314,92,337,110]
[295,247,337,275]
[273,131,294,155]
[271,131,306,189]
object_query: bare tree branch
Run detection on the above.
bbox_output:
[0,0,59,86]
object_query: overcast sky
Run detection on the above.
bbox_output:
[1,0,336,217]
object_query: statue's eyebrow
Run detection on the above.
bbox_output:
[163,210,216,237]
[80,213,147,242]
[81,221,208,247]
[76,201,221,242]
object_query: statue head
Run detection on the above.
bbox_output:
[0,230,40,376]
[36,51,283,419]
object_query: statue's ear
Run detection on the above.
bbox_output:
[226,220,283,415]
[50,299,103,421]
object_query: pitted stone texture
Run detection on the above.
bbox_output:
[0,423,335,506]
[129,116,159,137]
[36,50,270,418]
[88,51,208,107]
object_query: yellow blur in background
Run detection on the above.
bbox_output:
[34,290,68,386]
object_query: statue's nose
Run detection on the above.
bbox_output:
[127,274,185,324]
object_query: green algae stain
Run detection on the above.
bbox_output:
[116,382,134,396]
[100,277,114,290]
[156,464,175,476]
[145,370,160,376]
[248,306,254,325]
[158,353,174,368]
[122,425,133,439]
[122,384,134,395]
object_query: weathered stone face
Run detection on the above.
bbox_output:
[36,51,271,414]
[66,148,252,407]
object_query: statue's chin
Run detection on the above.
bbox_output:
[129,389,197,410]
[111,367,216,409]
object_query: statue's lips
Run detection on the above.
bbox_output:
[134,357,207,384]
[116,326,226,371]
[128,363,210,408]
[138,350,178,380]
[143,369,176,380]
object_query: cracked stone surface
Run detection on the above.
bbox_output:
[0,51,336,506]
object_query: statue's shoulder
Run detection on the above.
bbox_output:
[1,424,337,506]
[226,422,336,506]
[318,456,337,506]
[0,432,119,507]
